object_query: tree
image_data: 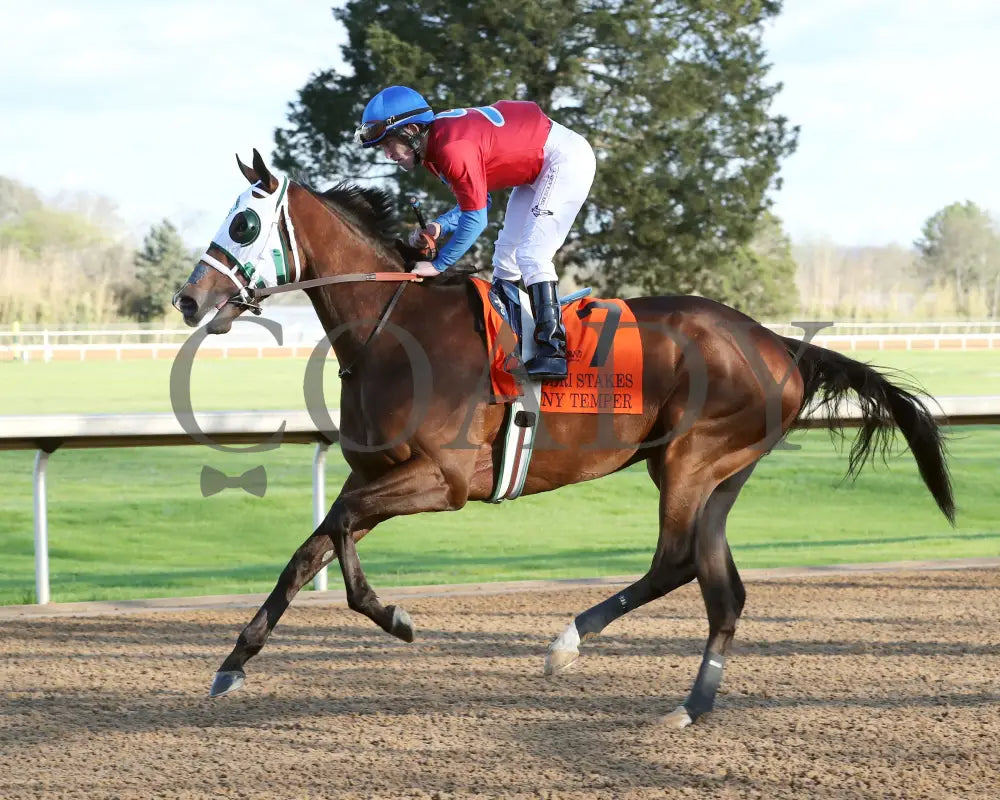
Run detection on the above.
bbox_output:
[51,190,128,238]
[794,240,920,319]
[915,201,1000,317]
[126,220,192,322]
[274,0,798,306]
[0,207,108,259]
[0,176,135,325]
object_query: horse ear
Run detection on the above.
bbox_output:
[251,148,278,193]
[236,153,258,184]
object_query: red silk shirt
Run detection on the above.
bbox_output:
[423,101,553,211]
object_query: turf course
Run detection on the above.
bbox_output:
[1,348,997,604]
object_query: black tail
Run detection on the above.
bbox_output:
[783,336,955,524]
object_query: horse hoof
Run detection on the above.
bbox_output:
[209,670,245,698]
[544,620,582,676]
[544,647,579,676]
[661,704,694,729]
[389,606,415,642]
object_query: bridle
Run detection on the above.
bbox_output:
[203,175,423,378]
[249,272,422,379]
[213,264,422,380]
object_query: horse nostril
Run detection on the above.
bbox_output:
[177,295,199,318]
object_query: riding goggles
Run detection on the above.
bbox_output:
[354,107,432,147]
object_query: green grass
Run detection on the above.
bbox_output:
[0,427,996,605]
[842,349,1000,396]
[0,348,998,415]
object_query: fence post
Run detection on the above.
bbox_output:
[33,450,51,604]
[313,441,330,591]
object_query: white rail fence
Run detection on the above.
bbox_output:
[1,411,340,605]
[4,318,1000,361]
[2,398,999,605]
[0,326,319,361]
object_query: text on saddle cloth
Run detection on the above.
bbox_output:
[471,278,644,414]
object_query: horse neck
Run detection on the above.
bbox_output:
[292,186,408,364]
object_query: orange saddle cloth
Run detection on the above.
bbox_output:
[470,278,643,414]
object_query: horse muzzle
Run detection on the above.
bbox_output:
[173,289,201,324]
[173,283,236,330]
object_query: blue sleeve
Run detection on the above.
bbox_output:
[432,208,488,271]
[433,204,462,236]
[434,193,491,235]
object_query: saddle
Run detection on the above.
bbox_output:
[472,278,643,412]
[472,277,644,502]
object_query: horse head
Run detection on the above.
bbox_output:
[173,149,422,338]
[173,149,302,334]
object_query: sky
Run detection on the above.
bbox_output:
[2,0,998,249]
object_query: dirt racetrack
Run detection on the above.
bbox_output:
[2,567,999,799]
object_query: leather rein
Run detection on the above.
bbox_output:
[225,271,422,379]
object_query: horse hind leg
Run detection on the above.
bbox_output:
[662,462,756,729]
[544,432,757,732]
[544,446,700,676]
[544,563,697,676]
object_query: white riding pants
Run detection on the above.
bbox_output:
[491,120,596,288]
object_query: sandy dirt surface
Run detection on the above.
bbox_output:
[2,568,998,799]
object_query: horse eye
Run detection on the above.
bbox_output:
[229,209,261,245]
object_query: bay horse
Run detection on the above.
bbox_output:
[173,150,954,727]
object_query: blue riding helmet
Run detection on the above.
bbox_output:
[355,86,435,148]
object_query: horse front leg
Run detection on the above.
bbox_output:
[330,457,457,640]
[209,473,366,697]
[210,461,457,697]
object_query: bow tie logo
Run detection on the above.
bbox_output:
[200,465,268,498]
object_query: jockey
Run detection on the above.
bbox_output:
[355,85,596,381]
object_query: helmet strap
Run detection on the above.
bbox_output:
[400,127,428,165]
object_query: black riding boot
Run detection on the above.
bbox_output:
[524,281,568,381]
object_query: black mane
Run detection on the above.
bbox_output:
[307,180,479,286]
[312,182,398,243]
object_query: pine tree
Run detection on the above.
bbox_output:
[129,220,192,322]
[715,212,798,318]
